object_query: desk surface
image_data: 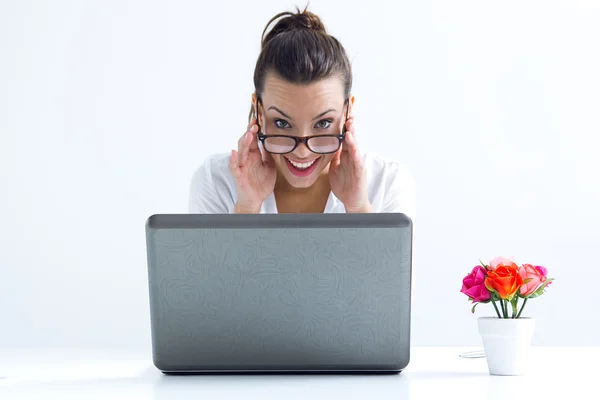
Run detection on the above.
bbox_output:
[0,347,595,399]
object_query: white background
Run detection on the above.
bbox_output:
[1,0,599,351]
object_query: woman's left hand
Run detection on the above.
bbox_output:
[329,117,372,213]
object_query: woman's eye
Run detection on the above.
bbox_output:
[316,120,332,129]
[275,119,290,129]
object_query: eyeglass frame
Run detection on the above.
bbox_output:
[254,95,350,155]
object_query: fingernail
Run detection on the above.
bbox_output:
[250,125,257,132]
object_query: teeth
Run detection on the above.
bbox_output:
[287,158,317,169]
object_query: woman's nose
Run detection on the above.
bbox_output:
[293,140,312,158]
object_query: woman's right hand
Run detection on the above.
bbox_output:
[228,117,277,213]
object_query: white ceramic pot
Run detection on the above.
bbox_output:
[478,317,536,376]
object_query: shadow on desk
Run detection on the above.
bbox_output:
[0,367,493,399]
[405,371,490,380]
[149,366,410,399]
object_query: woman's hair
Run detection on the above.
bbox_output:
[251,4,352,119]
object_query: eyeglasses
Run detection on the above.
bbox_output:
[255,96,350,155]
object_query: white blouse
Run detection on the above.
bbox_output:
[188,151,416,220]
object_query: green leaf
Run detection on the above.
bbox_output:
[528,290,547,299]
[471,303,479,313]
[478,258,488,268]
[523,278,533,284]
[526,278,554,299]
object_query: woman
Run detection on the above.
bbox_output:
[189,7,415,218]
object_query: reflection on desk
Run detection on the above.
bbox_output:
[0,347,596,399]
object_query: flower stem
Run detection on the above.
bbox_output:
[491,300,502,318]
[503,300,508,319]
[516,298,528,318]
[511,298,518,318]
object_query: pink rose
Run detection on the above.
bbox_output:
[461,266,491,303]
[519,264,547,296]
[535,265,548,278]
[534,265,552,287]
[489,256,514,270]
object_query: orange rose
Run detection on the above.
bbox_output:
[484,261,524,300]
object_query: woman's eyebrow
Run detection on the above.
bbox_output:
[312,109,336,121]
[267,106,337,121]
[268,106,292,119]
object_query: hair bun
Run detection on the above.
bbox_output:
[287,10,326,33]
[261,6,327,47]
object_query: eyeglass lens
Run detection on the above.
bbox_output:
[262,136,340,154]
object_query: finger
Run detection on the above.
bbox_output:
[237,127,247,149]
[346,116,355,129]
[228,150,241,179]
[248,124,259,151]
[341,127,352,153]
[247,116,256,131]
[238,131,251,167]
[330,148,342,169]
[345,118,355,134]
[239,125,259,166]
[238,119,257,150]
[341,120,355,152]
[347,130,359,154]
[342,130,360,160]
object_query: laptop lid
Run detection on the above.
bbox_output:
[145,213,412,372]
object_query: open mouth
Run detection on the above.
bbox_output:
[284,156,321,177]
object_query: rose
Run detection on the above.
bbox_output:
[466,257,554,319]
[535,266,553,287]
[484,262,524,300]
[461,266,491,303]
[519,264,547,297]
[488,256,514,270]
[535,265,547,277]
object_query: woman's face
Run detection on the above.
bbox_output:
[255,74,352,189]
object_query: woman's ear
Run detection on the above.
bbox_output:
[349,95,355,117]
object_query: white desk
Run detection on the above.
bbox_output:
[0,347,595,399]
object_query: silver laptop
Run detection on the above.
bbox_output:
[145,213,413,374]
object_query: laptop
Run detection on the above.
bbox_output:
[145,213,413,374]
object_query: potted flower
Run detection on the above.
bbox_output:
[460,256,554,376]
